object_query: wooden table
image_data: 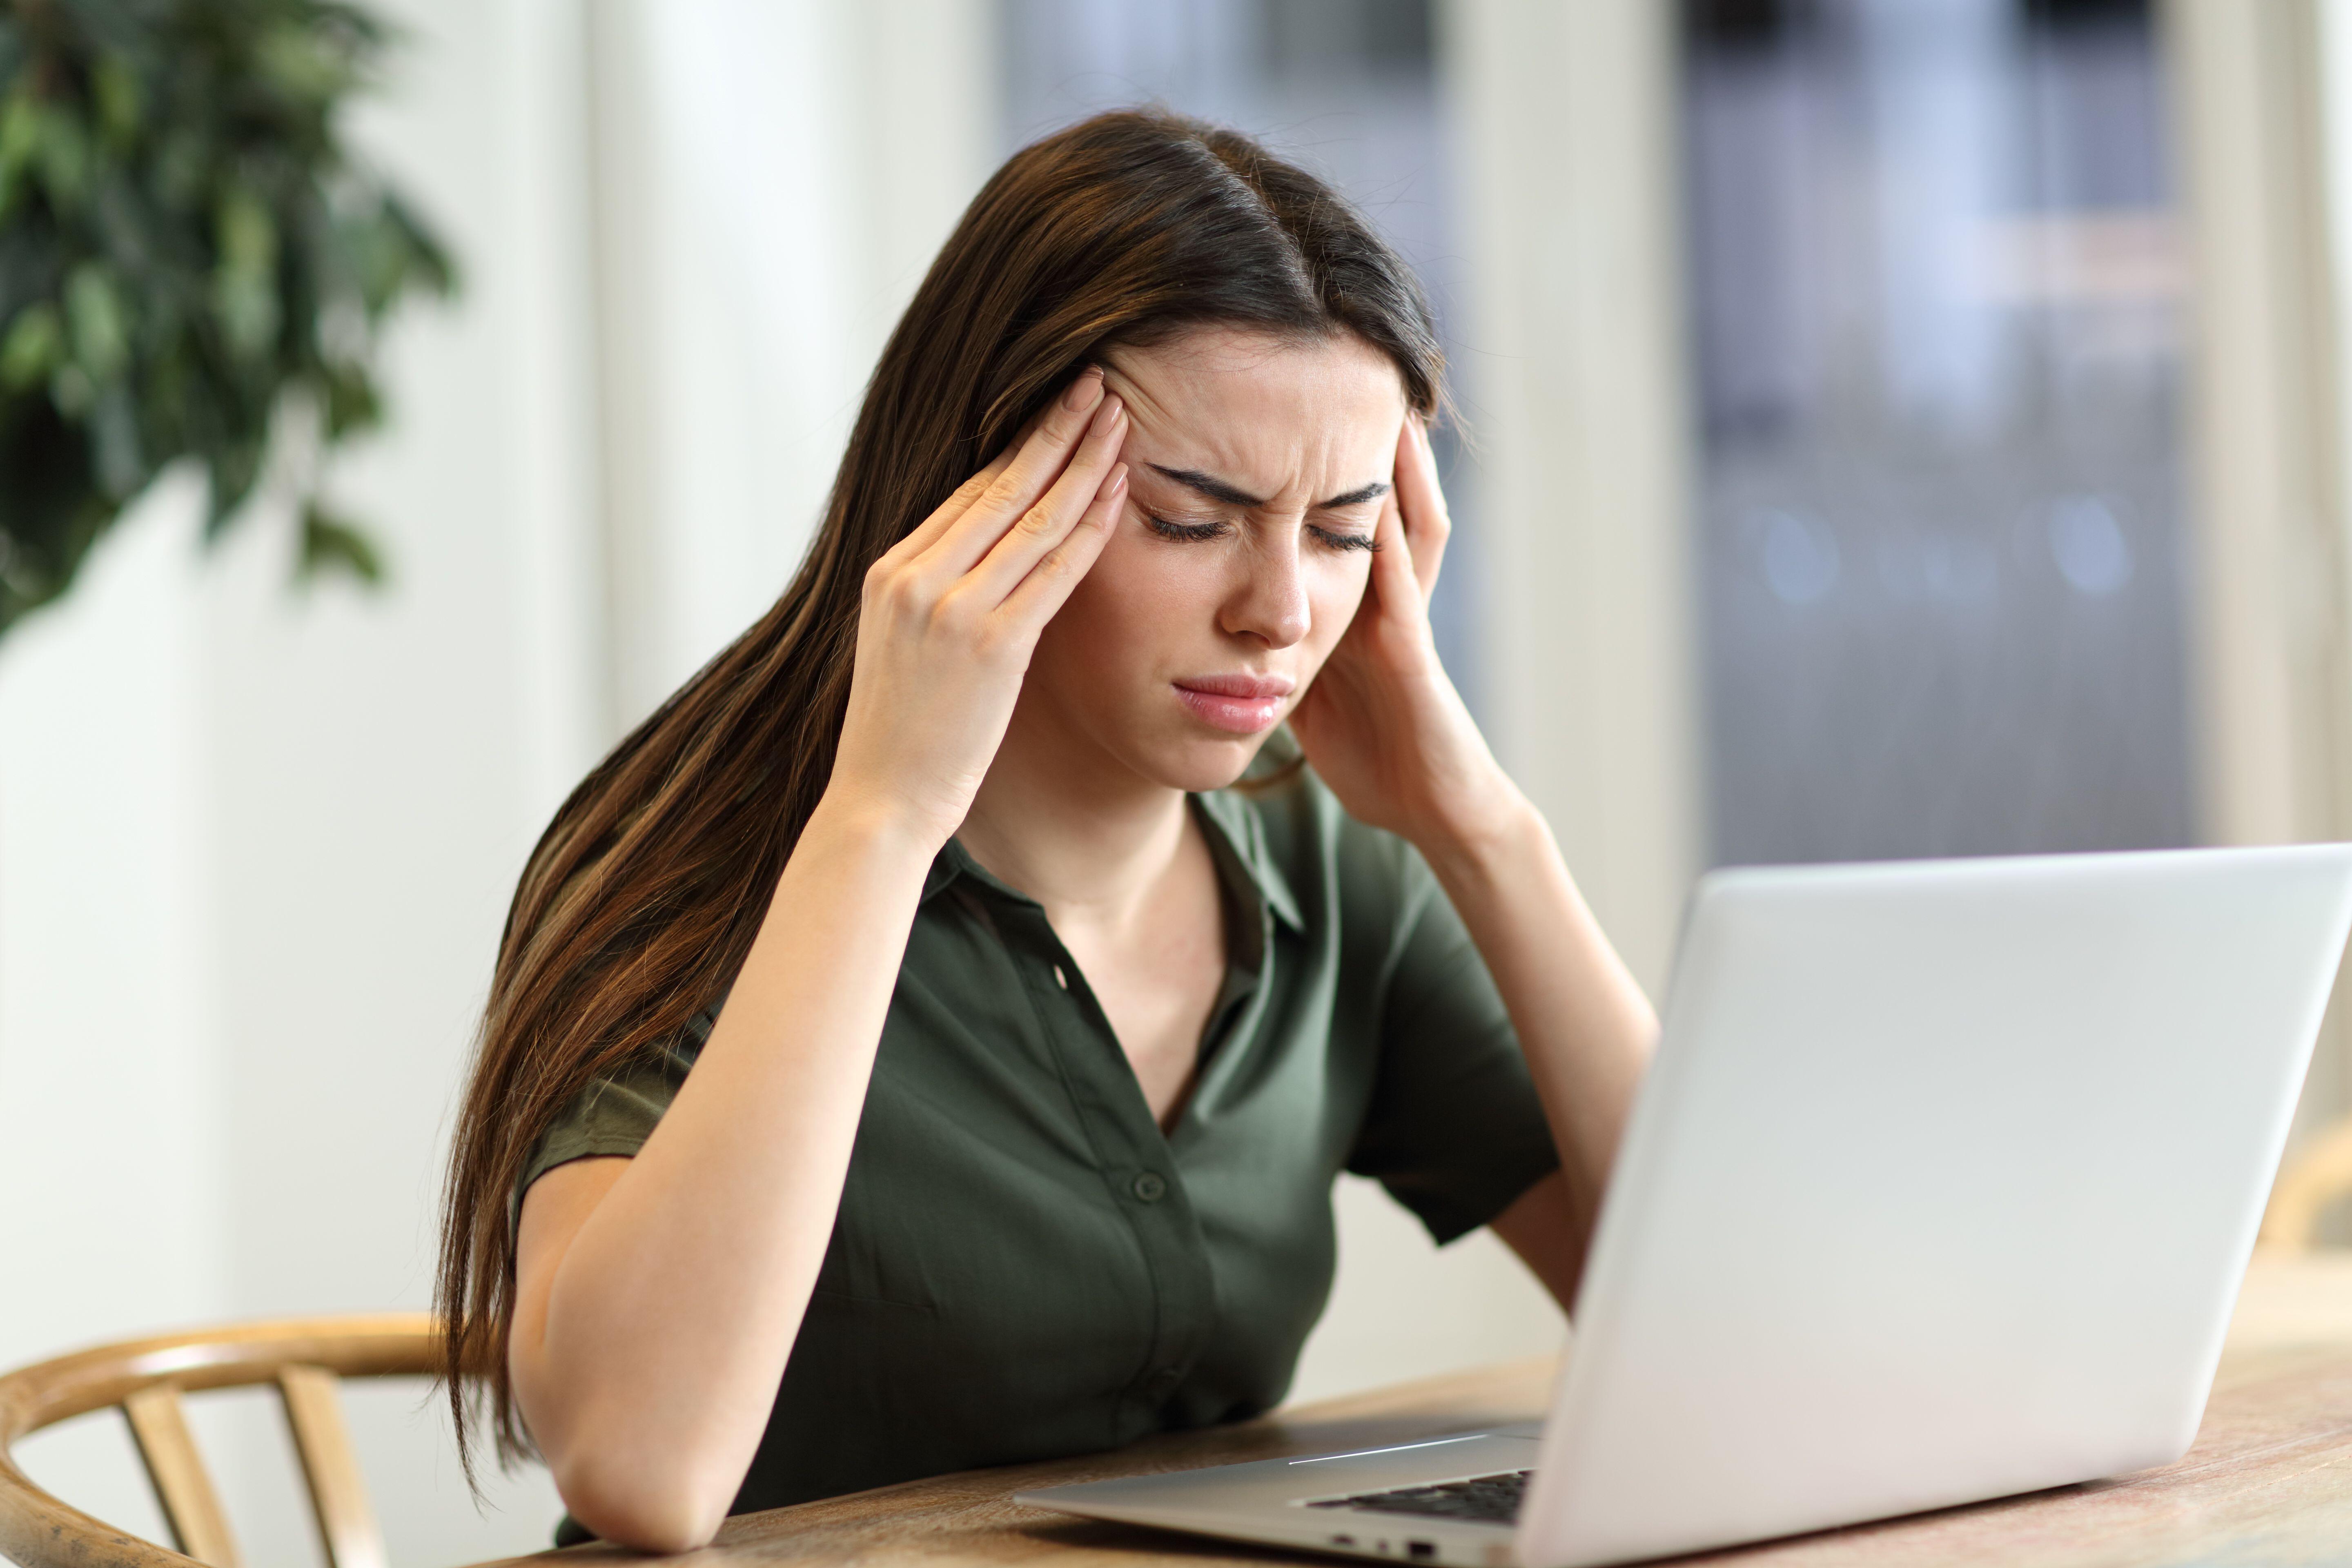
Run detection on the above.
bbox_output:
[502,1255,2352,1567]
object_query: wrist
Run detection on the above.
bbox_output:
[1416,782,1550,888]
[797,788,950,879]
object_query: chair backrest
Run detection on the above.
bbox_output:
[2262,1112,2352,1252]
[0,1314,439,1568]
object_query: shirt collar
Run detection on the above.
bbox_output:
[921,837,991,903]
[1191,788,1305,932]
[919,791,1303,934]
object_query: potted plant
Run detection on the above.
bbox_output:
[0,0,453,641]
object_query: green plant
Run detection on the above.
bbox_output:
[0,0,453,640]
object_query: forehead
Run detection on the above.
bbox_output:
[1101,328,1406,499]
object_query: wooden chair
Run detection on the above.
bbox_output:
[0,1314,438,1568]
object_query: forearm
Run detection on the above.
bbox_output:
[518,795,935,1541]
[1419,797,1657,1245]
[499,374,1125,1550]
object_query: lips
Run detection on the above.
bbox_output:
[1173,673,1296,735]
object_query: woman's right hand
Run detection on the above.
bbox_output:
[827,369,1129,849]
[517,376,1125,1551]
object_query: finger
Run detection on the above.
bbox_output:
[962,396,1128,600]
[1394,419,1450,605]
[882,446,1018,569]
[881,368,1097,572]
[920,368,1108,579]
[994,462,1126,629]
[1367,485,1426,628]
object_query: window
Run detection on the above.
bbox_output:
[1681,0,2194,864]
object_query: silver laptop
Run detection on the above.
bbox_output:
[1020,845,2352,1568]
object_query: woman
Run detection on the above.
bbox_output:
[437,110,1654,1551]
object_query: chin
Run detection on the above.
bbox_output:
[1133,731,1275,794]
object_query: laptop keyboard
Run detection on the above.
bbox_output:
[1307,1469,1531,1523]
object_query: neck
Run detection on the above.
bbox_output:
[957,701,1190,925]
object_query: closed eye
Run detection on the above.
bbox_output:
[1145,513,1378,553]
[1308,524,1378,553]
[1144,513,1227,543]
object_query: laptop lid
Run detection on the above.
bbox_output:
[1518,845,2352,1568]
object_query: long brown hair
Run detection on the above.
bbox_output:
[437,108,1446,1469]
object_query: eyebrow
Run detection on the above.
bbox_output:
[1148,464,1390,511]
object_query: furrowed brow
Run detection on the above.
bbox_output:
[1149,465,1266,508]
[1318,480,1391,508]
[1147,465,1392,511]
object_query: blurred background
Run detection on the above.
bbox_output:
[5,0,2352,1559]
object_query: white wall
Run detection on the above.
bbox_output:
[0,0,591,1557]
[1446,0,1701,1002]
[590,0,1004,725]
[2171,0,2352,1154]
[0,480,229,1552]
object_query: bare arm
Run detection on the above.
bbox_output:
[509,375,1131,1549]
[1428,808,1655,1311]
[510,804,935,1546]
[1290,419,1655,1313]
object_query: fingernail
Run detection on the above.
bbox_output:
[1065,372,1103,412]
[1108,463,1129,493]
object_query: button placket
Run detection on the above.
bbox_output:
[1007,905,1217,1425]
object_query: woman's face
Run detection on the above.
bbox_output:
[1020,326,1408,794]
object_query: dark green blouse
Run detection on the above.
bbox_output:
[521,761,1559,1534]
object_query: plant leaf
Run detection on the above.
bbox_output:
[0,0,455,640]
[0,302,62,389]
[92,56,142,147]
[32,101,89,212]
[0,91,36,177]
[64,263,129,382]
[320,359,379,436]
[204,437,266,534]
[298,500,384,586]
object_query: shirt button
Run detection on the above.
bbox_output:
[1131,1171,1168,1203]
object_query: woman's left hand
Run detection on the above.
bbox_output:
[1288,417,1527,858]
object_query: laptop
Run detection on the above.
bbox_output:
[1020,845,2352,1568]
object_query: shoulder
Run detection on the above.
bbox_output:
[519,1005,717,1184]
[508,1003,718,1233]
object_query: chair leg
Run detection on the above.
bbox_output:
[122,1385,243,1568]
[277,1365,389,1568]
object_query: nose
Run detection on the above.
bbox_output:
[1219,530,1311,650]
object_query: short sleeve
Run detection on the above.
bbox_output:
[509,1007,715,1230]
[1347,852,1561,1244]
